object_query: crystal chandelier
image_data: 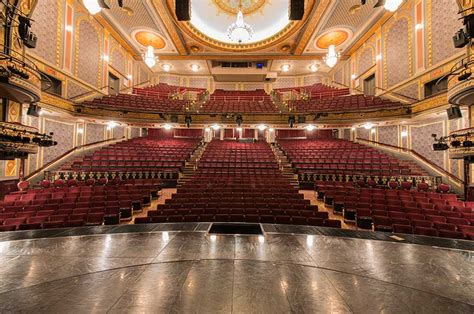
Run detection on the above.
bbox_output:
[143,45,158,68]
[323,45,340,68]
[227,11,254,43]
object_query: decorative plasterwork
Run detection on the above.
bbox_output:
[166,0,318,52]
[212,0,267,15]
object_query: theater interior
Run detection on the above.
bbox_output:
[0,0,473,312]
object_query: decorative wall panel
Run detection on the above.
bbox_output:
[303,75,322,86]
[342,129,351,140]
[396,82,419,100]
[385,18,410,87]
[430,0,460,66]
[410,122,444,168]
[113,126,125,138]
[189,77,208,89]
[85,123,105,144]
[76,18,101,87]
[160,75,180,86]
[30,0,60,66]
[378,125,398,146]
[273,77,297,89]
[130,127,141,138]
[43,120,74,164]
[242,83,264,90]
[67,80,90,99]
[357,128,370,140]
[358,46,374,76]
[110,41,127,76]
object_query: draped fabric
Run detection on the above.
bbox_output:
[306,130,333,140]
[243,129,254,138]
[224,129,234,138]
[276,129,305,139]
[174,129,203,138]
[147,128,174,139]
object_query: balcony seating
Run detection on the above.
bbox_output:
[61,137,201,177]
[278,139,427,178]
[0,179,162,231]
[200,89,278,113]
[136,140,340,227]
[274,83,350,99]
[81,93,188,113]
[288,94,404,113]
[315,182,473,240]
[133,83,206,98]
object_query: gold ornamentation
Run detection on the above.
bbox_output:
[212,0,267,15]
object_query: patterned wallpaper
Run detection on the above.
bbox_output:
[358,46,374,76]
[397,82,419,100]
[410,122,445,168]
[431,0,460,66]
[130,127,141,138]
[43,120,75,164]
[378,125,398,146]
[357,128,370,140]
[342,129,351,140]
[86,123,105,144]
[67,80,90,99]
[76,18,101,87]
[110,41,127,76]
[160,75,180,86]
[30,0,59,66]
[113,126,125,138]
[333,67,343,84]
[303,75,322,86]
[215,82,238,90]
[386,18,410,87]
[189,77,208,89]
[139,64,150,84]
[274,77,297,89]
[242,83,264,90]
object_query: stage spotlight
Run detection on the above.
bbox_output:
[463,140,473,148]
[433,143,449,151]
[451,140,461,148]
[27,103,41,117]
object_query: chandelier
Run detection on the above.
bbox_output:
[227,11,254,43]
[323,45,340,68]
[143,45,158,68]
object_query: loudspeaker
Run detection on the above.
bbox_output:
[176,0,191,21]
[464,14,474,38]
[447,106,462,120]
[289,0,304,20]
[27,104,40,117]
[297,115,306,124]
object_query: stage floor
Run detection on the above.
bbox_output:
[0,223,472,313]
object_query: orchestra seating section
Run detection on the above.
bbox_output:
[200,89,279,113]
[137,140,341,227]
[288,94,405,113]
[61,137,201,178]
[133,83,206,98]
[278,139,427,177]
[0,179,160,231]
[315,181,474,240]
[80,93,188,113]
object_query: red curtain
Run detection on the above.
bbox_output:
[174,128,203,138]
[306,129,333,139]
[224,129,234,138]
[243,129,254,138]
[276,129,305,139]
[147,128,174,139]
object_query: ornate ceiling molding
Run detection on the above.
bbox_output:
[165,0,317,53]
[151,0,188,55]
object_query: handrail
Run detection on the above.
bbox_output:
[209,95,270,101]
[356,138,465,185]
[375,86,418,103]
[23,137,125,181]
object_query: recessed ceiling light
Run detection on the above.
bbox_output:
[162,64,171,72]
[281,64,290,72]
[191,64,200,72]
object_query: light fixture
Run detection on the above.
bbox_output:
[269,128,275,132]
[384,0,403,12]
[351,127,356,131]
[227,10,254,43]
[281,64,290,72]
[205,127,211,132]
[191,64,200,72]
[351,74,357,80]
[77,128,84,134]
[310,64,319,72]
[323,44,339,68]
[258,124,267,131]
[305,124,316,131]
[236,127,242,132]
[162,64,171,72]
[415,23,424,30]
[106,121,117,130]
[364,123,374,130]
[258,235,265,243]
[143,45,158,68]
[376,54,382,61]
[126,74,132,80]
[38,109,44,116]
[371,129,376,134]
[401,130,408,137]
[65,25,73,32]
[163,124,172,130]
[83,0,101,15]
[211,124,220,130]
[103,54,109,62]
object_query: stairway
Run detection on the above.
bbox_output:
[177,141,208,186]
[271,143,299,188]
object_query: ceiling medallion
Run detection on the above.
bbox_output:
[133,30,166,50]
[212,0,267,15]
[315,29,350,49]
